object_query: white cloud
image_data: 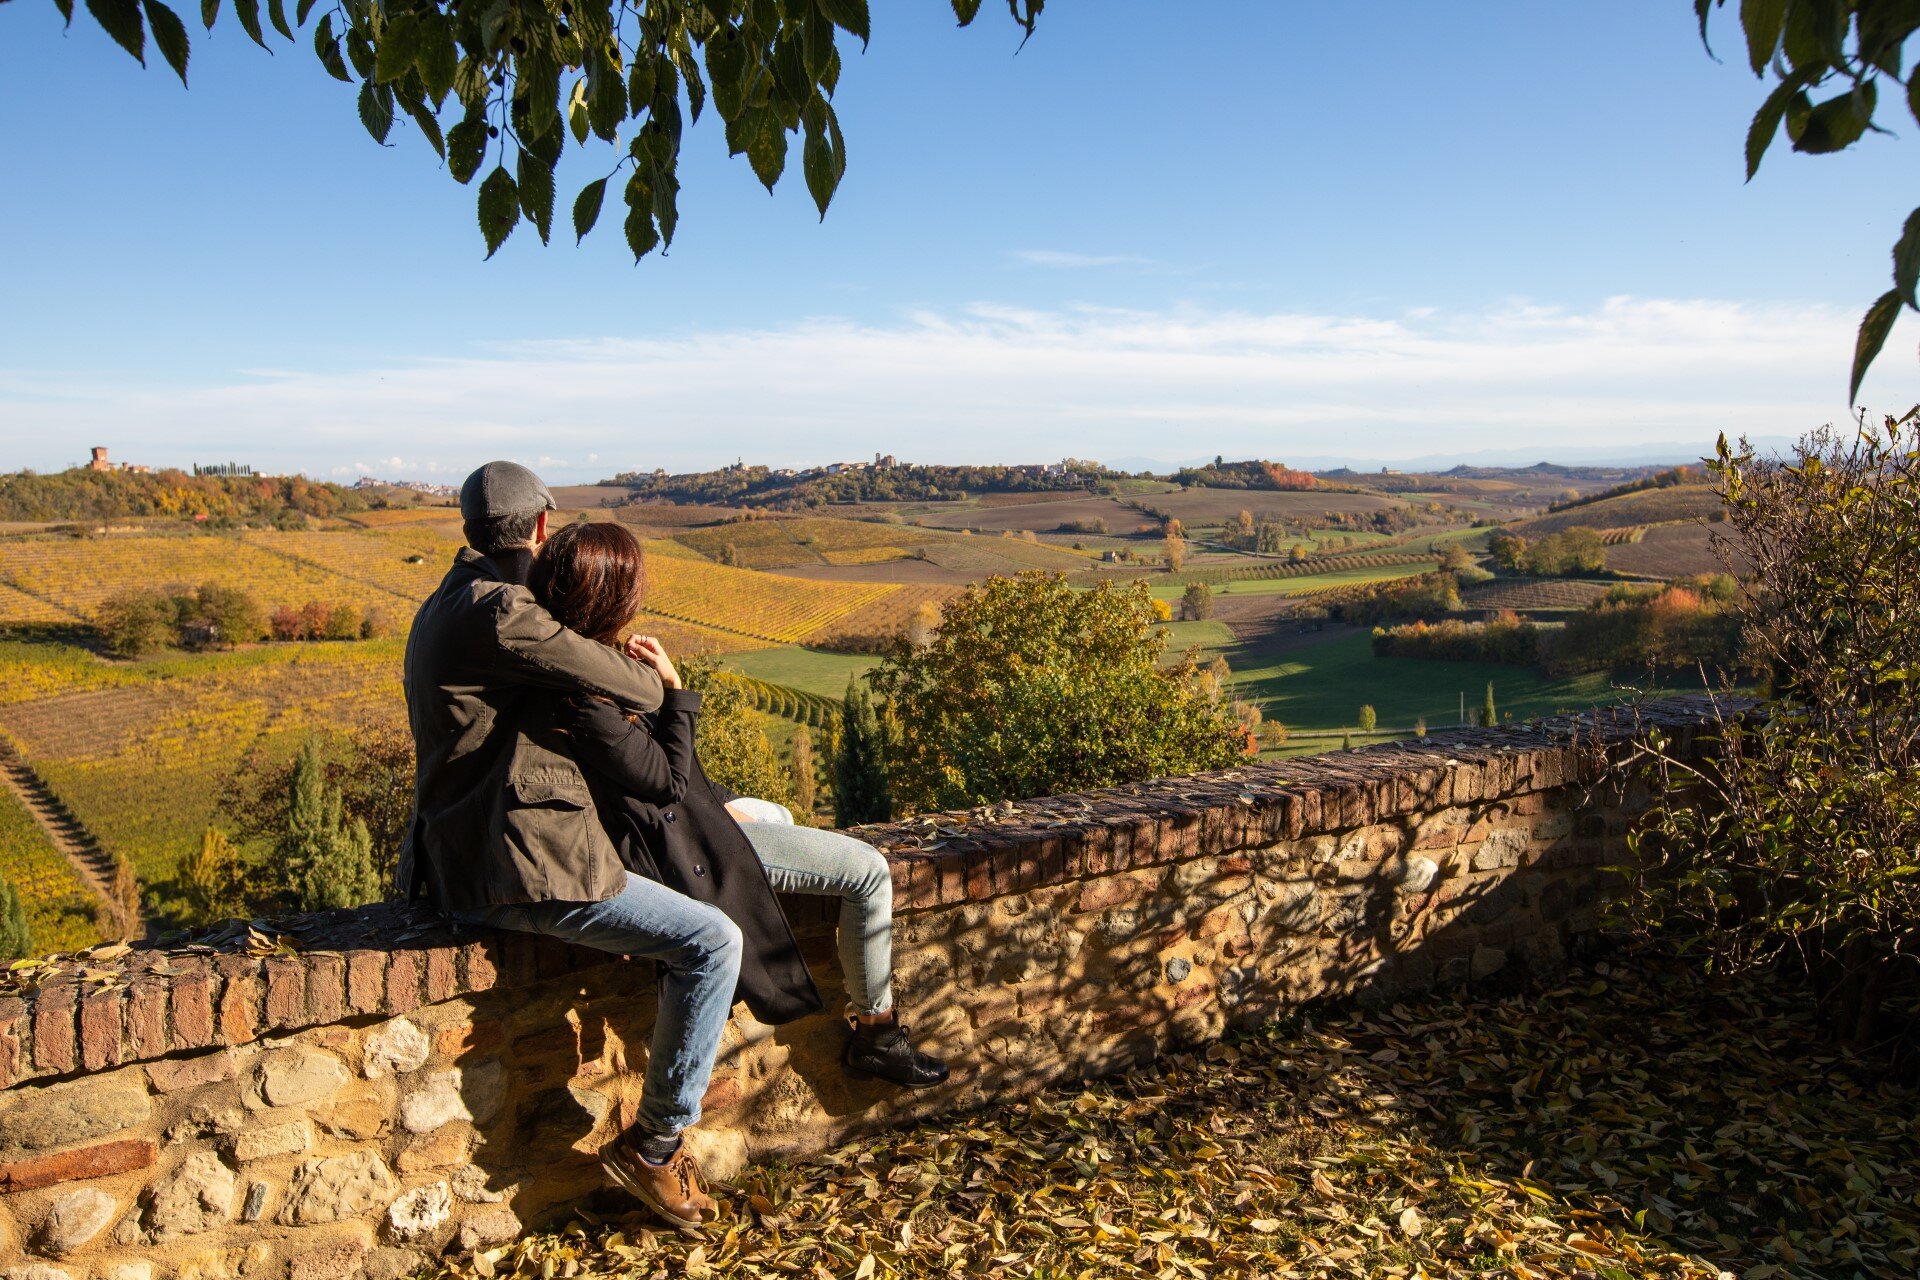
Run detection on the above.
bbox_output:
[1009,250,1153,268]
[1,296,1911,482]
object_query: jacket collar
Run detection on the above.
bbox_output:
[454,546,536,587]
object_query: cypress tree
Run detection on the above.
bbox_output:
[275,739,381,911]
[833,678,893,826]
[0,880,33,963]
[789,724,818,823]
[1483,681,1498,729]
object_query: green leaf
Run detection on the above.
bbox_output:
[516,150,556,244]
[313,15,350,81]
[1745,75,1795,178]
[1909,63,1920,128]
[951,0,983,23]
[86,0,146,64]
[399,93,446,159]
[816,0,868,47]
[477,164,519,258]
[53,0,75,26]
[1896,209,1920,308]
[651,167,679,246]
[417,13,458,103]
[265,0,291,41]
[624,203,659,261]
[1850,288,1902,404]
[802,99,837,218]
[627,55,657,115]
[1738,0,1784,75]
[198,0,216,30]
[802,9,833,80]
[568,77,590,145]
[1789,81,1877,154]
[293,0,317,24]
[357,78,395,144]
[746,110,787,189]
[374,12,421,83]
[143,0,189,82]
[446,107,487,183]
[572,176,607,243]
[231,0,267,49]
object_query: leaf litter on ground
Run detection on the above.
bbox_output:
[433,948,1917,1280]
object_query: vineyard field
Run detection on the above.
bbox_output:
[0,534,415,623]
[1511,485,1722,536]
[640,555,899,644]
[0,641,405,886]
[1603,523,1735,579]
[1459,578,1614,612]
[0,785,107,954]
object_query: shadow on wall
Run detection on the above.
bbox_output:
[410,722,1635,1251]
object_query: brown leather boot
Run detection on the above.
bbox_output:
[602,1136,715,1231]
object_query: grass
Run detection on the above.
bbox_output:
[437,949,1919,1280]
[722,648,882,699]
[1197,628,1684,734]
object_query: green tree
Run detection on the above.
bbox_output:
[870,573,1246,812]
[1180,581,1213,621]
[1357,704,1377,733]
[1697,0,1920,396]
[788,723,818,823]
[224,721,414,889]
[179,827,251,926]
[1482,682,1497,729]
[180,583,265,648]
[267,740,381,911]
[833,677,893,826]
[0,881,33,963]
[58,0,1043,260]
[682,661,792,807]
[95,587,178,657]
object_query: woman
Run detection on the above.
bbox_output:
[529,521,949,1089]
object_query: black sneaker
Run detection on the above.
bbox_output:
[843,1013,950,1088]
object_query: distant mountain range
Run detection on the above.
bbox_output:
[1101,437,1797,474]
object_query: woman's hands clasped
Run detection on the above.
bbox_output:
[626,634,681,690]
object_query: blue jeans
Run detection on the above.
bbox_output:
[735,812,895,1018]
[453,871,741,1139]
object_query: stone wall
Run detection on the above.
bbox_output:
[0,704,1712,1280]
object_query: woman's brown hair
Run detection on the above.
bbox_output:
[528,520,647,645]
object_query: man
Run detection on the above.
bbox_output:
[399,461,737,1230]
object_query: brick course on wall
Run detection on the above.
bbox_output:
[0,703,1713,1280]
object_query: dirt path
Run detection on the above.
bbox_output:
[0,745,143,941]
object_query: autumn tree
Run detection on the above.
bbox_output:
[870,573,1245,811]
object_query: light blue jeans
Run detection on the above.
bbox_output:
[734,807,895,1018]
[452,872,742,1138]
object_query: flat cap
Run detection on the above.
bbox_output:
[460,461,556,523]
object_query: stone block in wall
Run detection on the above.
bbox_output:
[0,1077,150,1159]
[143,1152,237,1241]
[279,1152,397,1227]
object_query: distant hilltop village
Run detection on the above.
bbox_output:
[86,446,258,478]
[354,475,458,497]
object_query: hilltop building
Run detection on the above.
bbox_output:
[86,446,151,474]
[194,462,255,478]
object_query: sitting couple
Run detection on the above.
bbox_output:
[396,461,946,1232]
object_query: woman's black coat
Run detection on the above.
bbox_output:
[557,689,825,1025]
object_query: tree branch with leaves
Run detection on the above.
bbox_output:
[54,0,1042,258]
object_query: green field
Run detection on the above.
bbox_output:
[1194,628,1697,735]
[721,647,881,699]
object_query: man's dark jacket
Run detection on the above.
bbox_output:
[397,547,663,913]
[557,692,825,1025]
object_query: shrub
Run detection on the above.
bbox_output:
[1372,611,1542,665]
[95,588,178,657]
[1625,415,1920,1052]
[180,583,265,648]
[1181,582,1214,621]
[871,573,1246,811]
[683,660,793,809]
[179,827,251,927]
[1357,704,1377,733]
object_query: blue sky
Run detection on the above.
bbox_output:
[2,0,1916,481]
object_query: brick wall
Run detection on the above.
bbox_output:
[0,703,1711,1280]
